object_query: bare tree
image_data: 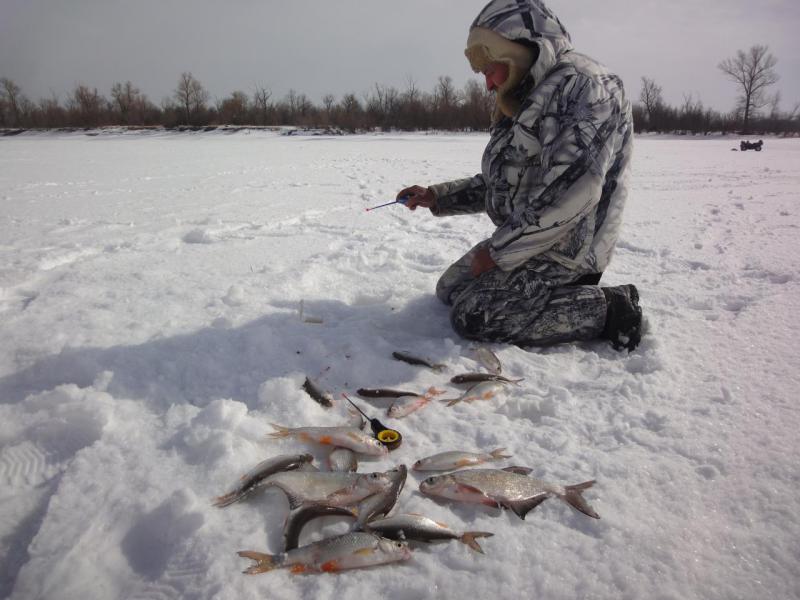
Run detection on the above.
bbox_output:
[174,72,209,125]
[462,79,493,130]
[1,78,24,126]
[767,91,781,119]
[338,93,362,132]
[322,93,336,126]
[38,92,67,128]
[434,76,460,129]
[789,101,800,122]
[218,90,249,125]
[111,81,143,124]
[639,77,663,129]
[403,75,420,105]
[70,84,105,127]
[253,86,272,125]
[718,45,779,133]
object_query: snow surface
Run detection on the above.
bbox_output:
[1,130,798,600]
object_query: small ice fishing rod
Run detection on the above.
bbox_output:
[364,195,409,212]
[342,393,403,450]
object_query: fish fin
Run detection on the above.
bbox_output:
[490,448,512,460]
[509,378,524,386]
[561,481,600,519]
[460,531,494,553]
[238,550,277,574]
[281,489,306,510]
[565,479,596,491]
[426,387,446,397]
[455,482,488,495]
[211,491,239,508]
[501,494,549,519]
[324,484,356,505]
[346,431,363,442]
[453,484,499,508]
[502,466,532,475]
[290,564,311,574]
[268,423,291,438]
[320,559,341,573]
[443,397,462,407]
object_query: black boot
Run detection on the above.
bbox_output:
[601,285,642,352]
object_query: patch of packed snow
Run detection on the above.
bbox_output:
[1,131,798,599]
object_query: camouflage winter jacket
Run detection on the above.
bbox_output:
[429,0,633,275]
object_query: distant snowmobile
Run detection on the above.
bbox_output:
[740,140,764,151]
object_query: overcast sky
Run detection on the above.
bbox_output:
[1,0,798,113]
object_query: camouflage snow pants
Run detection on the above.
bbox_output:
[437,241,607,347]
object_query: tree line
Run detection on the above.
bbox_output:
[1,45,797,135]
[637,45,797,135]
[0,72,494,133]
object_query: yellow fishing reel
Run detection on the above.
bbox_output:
[376,427,402,451]
[343,394,403,451]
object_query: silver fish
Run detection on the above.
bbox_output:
[263,470,393,509]
[419,468,600,520]
[302,377,334,408]
[328,448,358,472]
[283,505,356,552]
[365,514,493,553]
[354,464,407,528]
[269,423,388,456]
[212,454,314,508]
[239,532,411,574]
[450,373,522,386]
[387,388,445,418]
[283,466,407,551]
[392,351,446,372]
[412,449,511,472]
[474,347,502,375]
[443,380,507,407]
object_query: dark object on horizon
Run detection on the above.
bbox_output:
[740,140,764,152]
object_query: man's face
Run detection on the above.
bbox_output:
[483,62,510,92]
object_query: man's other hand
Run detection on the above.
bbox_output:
[471,245,497,277]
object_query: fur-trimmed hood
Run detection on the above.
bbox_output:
[466,0,574,119]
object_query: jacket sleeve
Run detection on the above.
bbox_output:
[488,72,624,271]
[427,175,486,216]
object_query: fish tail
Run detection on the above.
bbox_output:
[460,531,494,553]
[268,423,292,439]
[510,378,524,386]
[443,397,462,407]
[561,480,600,519]
[238,550,278,574]
[489,448,511,460]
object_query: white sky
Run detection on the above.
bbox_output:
[1,0,798,113]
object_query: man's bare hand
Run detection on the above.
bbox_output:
[397,185,436,211]
[470,245,497,277]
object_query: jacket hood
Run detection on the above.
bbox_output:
[470,0,573,86]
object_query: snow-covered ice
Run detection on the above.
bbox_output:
[1,130,798,599]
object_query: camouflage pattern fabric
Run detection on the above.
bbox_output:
[429,0,633,345]
[437,241,606,346]
[431,0,632,275]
